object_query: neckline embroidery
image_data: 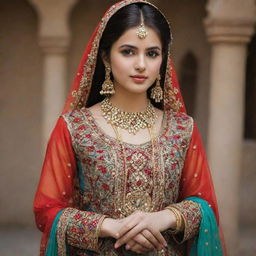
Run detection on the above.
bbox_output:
[82,107,170,148]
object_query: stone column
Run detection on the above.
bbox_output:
[28,0,78,146]
[204,0,256,255]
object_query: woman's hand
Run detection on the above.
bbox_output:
[99,217,157,254]
[115,210,176,249]
[125,229,163,254]
[99,217,124,239]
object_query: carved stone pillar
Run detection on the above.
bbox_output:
[28,0,78,146]
[204,0,256,255]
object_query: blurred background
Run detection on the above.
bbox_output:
[0,0,255,255]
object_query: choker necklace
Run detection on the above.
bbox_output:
[101,97,157,134]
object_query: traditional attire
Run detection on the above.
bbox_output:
[34,1,225,255]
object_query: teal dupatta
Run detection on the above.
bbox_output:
[46,210,63,256]
[45,198,223,256]
[188,197,223,256]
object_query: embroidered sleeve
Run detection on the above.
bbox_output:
[57,208,106,254]
[168,200,201,243]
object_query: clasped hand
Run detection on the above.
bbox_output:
[100,210,174,254]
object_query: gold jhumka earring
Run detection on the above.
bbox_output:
[100,64,115,96]
[151,74,163,103]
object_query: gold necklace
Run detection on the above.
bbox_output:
[101,97,157,134]
[111,124,158,217]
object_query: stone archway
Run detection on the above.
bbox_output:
[179,51,198,116]
[245,33,256,140]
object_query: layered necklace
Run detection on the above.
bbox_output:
[100,97,164,217]
[100,97,157,134]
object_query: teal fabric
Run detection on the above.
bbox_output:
[187,197,223,256]
[46,210,64,256]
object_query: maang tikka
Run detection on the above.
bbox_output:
[151,74,163,103]
[136,14,148,39]
[100,64,115,96]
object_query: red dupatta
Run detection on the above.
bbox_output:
[34,0,225,254]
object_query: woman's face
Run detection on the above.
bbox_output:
[106,26,163,96]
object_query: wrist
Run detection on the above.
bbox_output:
[156,210,176,232]
[165,206,184,234]
[99,217,113,238]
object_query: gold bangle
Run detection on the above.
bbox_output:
[165,206,183,234]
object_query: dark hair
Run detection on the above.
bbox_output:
[86,3,171,109]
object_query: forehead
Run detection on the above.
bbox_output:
[112,26,162,48]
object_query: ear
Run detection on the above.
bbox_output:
[101,51,110,67]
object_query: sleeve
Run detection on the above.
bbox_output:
[33,117,106,256]
[167,122,220,244]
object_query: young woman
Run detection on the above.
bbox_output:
[34,0,225,255]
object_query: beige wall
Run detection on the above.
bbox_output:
[0,0,43,226]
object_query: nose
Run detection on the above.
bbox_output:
[135,55,146,72]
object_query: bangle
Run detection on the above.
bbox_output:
[165,206,183,234]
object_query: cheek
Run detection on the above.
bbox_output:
[111,55,130,75]
[150,59,162,76]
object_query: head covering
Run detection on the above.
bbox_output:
[62,0,186,115]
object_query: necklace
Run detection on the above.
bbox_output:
[111,124,158,217]
[101,97,157,134]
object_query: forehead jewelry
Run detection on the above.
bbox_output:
[136,14,148,39]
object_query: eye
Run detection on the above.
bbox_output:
[146,50,160,58]
[121,49,135,56]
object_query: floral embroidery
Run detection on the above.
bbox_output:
[61,109,200,255]
[170,200,202,244]
[57,208,78,256]
[56,208,105,254]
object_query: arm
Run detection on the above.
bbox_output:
[34,117,105,255]
[168,122,220,243]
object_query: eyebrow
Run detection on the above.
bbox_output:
[119,44,161,51]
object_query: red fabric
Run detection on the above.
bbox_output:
[34,118,76,255]
[179,123,219,223]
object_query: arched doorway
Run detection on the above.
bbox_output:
[245,34,256,140]
[179,51,198,116]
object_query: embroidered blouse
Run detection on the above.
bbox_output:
[47,108,202,256]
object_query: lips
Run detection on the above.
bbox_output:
[131,75,148,79]
[130,75,148,83]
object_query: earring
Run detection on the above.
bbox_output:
[151,74,163,102]
[100,64,115,96]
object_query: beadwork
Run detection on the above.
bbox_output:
[100,97,157,134]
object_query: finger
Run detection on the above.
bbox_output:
[142,229,163,250]
[116,211,143,238]
[148,228,167,247]
[115,223,145,248]
[129,242,149,254]
[125,239,136,250]
[132,233,154,250]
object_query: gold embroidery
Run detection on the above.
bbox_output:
[57,208,77,256]
[170,200,202,244]
[63,110,193,218]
